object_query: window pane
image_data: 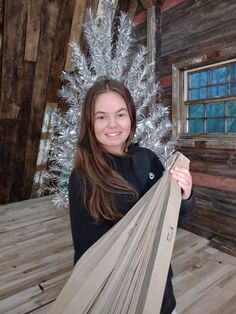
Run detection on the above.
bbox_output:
[190,88,207,100]
[209,66,228,84]
[208,85,228,98]
[190,72,207,88]
[188,119,204,133]
[206,103,225,117]
[206,118,225,133]
[227,118,236,132]
[189,105,204,118]
[227,102,236,116]
[231,64,236,80]
[230,82,236,95]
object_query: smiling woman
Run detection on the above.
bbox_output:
[68,77,195,314]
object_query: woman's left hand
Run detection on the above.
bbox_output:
[169,167,192,200]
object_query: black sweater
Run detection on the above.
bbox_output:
[68,145,195,314]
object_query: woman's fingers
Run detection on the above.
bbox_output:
[169,167,192,200]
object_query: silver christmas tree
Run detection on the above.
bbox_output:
[39,0,175,207]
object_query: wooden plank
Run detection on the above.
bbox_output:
[10,61,35,202]
[192,172,236,193]
[161,0,236,56]
[0,0,28,119]
[133,10,146,25]
[146,5,156,66]
[24,0,44,62]
[0,120,18,204]
[64,0,88,71]
[22,0,60,199]
[140,0,154,10]
[47,0,76,103]
[0,0,4,90]
[161,0,185,12]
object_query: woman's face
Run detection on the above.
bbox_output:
[93,91,131,155]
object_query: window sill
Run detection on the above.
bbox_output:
[177,134,236,149]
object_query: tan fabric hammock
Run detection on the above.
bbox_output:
[48,152,190,314]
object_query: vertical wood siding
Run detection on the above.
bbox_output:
[0,0,76,203]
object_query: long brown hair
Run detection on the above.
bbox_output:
[75,77,138,222]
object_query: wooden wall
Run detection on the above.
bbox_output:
[0,0,102,204]
[159,0,236,255]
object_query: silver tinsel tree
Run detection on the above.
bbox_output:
[39,0,175,207]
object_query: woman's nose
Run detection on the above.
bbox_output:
[108,117,118,127]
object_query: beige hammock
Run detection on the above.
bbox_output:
[48,152,189,314]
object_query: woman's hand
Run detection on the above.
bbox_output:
[169,167,192,200]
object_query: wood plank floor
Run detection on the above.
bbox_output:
[0,196,235,314]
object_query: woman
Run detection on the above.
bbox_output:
[69,77,195,314]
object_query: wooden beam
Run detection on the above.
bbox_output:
[127,0,139,20]
[140,0,154,10]
[160,0,185,12]
[47,0,76,103]
[146,5,156,73]
[64,0,87,71]
[24,0,44,62]
[192,172,236,194]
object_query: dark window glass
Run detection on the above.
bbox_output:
[230,82,236,95]
[190,72,207,88]
[231,64,236,80]
[227,118,236,132]
[206,119,225,133]
[189,105,204,118]
[188,119,204,133]
[228,102,236,116]
[208,85,228,98]
[190,88,207,100]
[206,103,224,117]
[209,66,228,84]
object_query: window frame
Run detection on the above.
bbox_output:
[172,58,236,149]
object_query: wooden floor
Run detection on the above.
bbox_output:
[0,196,236,314]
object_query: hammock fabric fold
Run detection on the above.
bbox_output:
[48,152,190,314]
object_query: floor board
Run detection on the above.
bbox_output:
[0,196,235,313]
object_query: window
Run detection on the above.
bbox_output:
[172,58,236,148]
[186,62,236,134]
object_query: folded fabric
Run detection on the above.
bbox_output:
[48,151,189,314]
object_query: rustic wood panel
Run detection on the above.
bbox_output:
[24,0,44,62]
[47,0,76,103]
[0,0,28,204]
[184,186,236,256]
[64,0,88,71]
[159,0,236,254]
[10,62,35,201]
[0,0,28,119]
[0,197,236,313]
[20,1,60,201]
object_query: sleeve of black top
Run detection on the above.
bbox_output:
[68,170,112,264]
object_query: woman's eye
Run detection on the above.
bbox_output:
[118,113,125,117]
[96,116,105,120]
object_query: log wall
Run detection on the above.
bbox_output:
[160,0,236,255]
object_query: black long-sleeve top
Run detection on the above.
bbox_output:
[68,145,195,314]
